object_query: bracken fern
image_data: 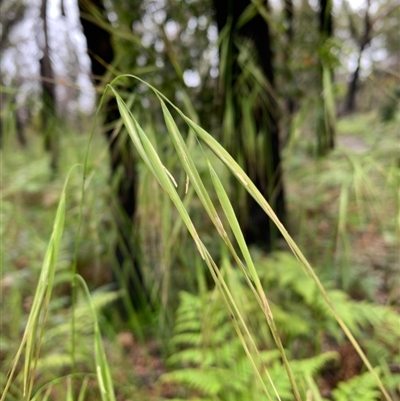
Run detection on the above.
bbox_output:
[330,370,382,401]
[161,271,341,401]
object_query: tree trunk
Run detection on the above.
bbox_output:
[319,0,333,37]
[344,0,372,114]
[344,53,362,114]
[317,0,335,155]
[40,0,58,170]
[78,0,147,310]
[214,0,286,251]
[283,0,295,140]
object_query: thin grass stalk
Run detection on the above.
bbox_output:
[161,25,184,85]
[1,171,68,401]
[159,191,173,325]
[140,122,173,310]
[336,181,351,289]
[77,376,90,401]
[66,376,73,401]
[201,247,279,400]
[237,43,279,112]
[72,88,136,370]
[322,65,336,137]
[79,0,142,46]
[41,386,52,401]
[208,161,263,295]
[348,153,382,225]
[208,163,288,399]
[316,64,335,154]
[219,23,236,155]
[352,160,368,228]
[158,164,199,329]
[29,374,94,401]
[71,87,111,377]
[75,274,116,401]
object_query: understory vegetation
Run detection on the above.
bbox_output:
[1,83,399,400]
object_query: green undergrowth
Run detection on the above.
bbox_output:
[1,81,399,401]
[285,111,400,296]
[161,251,399,400]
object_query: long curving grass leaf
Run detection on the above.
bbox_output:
[1,167,77,401]
[75,275,116,401]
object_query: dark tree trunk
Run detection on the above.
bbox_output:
[284,0,295,135]
[344,0,372,114]
[214,0,286,252]
[319,0,333,37]
[317,0,335,155]
[345,54,362,114]
[78,0,147,310]
[40,0,58,170]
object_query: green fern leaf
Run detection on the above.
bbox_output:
[331,370,381,401]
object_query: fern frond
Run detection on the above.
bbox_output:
[170,332,201,347]
[168,348,207,366]
[291,351,339,377]
[331,370,381,401]
[161,368,222,396]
